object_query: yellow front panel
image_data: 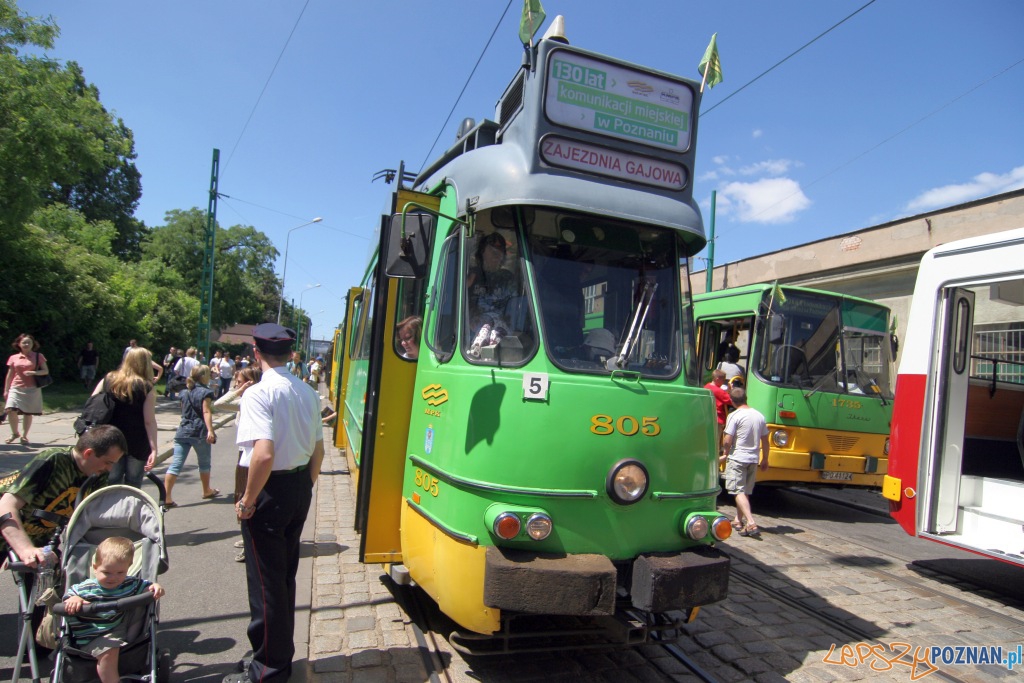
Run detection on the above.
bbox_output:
[401,500,500,634]
[761,425,888,486]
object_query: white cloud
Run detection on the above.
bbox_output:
[719,178,811,224]
[738,159,796,176]
[752,129,762,139]
[906,165,1024,212]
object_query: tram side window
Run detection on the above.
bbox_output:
[464,229,537,365]
[354,279,376,361]
[348,294,364,360]
[425,233,459,361]
[393,279,426,361]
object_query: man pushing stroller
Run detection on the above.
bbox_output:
[62,537,165,683]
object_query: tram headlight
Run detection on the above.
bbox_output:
[884,438,890,455]
[711,516,733,542]
[525,513,553,540]
[771,429,790,448]
[606,460,649,505]
[685,515,709,540]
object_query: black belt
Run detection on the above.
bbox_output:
[270,464,308,476]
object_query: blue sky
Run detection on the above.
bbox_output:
[21,1,1024,339]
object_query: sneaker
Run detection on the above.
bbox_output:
[235,551,245,562]
[233,539,245,548]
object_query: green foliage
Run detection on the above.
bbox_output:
[0,1,283,380]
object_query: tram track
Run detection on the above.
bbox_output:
[773,489,1024,621]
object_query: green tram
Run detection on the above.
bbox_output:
[693,284,896,488]
[335,22,731,648]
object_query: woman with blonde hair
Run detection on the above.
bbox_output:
[93,347,158,487]
[163,364,219,507]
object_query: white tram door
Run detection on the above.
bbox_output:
[924,288,974,535]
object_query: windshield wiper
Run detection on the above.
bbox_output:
[608,278,657,371]
[803,369,838,399]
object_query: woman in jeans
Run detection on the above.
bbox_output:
[99,347,158,487]
[163,364,219,507]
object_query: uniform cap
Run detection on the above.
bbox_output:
[253,323,296,355]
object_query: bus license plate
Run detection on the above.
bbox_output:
[821,471,853,481]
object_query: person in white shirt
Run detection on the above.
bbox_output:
[217,354,235,399]
[226,323,323,683]
[721,387,769,537]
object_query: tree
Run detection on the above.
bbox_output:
[0,1,138,242]
[143,208,282,331]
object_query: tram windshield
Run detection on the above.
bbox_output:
[522,208,689,379]
[757,291,894,399]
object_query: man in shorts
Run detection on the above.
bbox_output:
[721,387,769,537]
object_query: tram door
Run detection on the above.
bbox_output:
[925,287,974,534]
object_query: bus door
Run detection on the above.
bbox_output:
[355,190,438,564]
[924,287,974,534]
[696,317,753,385]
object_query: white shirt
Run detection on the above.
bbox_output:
[236,366,322,470]
[724,406,768,465]
[218,357,235,379]
[174,356,199,378]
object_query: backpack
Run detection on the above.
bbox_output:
[73,383,117,436]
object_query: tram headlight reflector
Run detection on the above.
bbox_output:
[771,429,790,448]
[493,512,521,540]
[685,515,709,540]
[525,513,553,540]
[884,438,890,455]
[606,460,649,505]
[711,516,733,541]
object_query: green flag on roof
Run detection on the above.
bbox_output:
[519,0,546,45]
[698,33,723,91]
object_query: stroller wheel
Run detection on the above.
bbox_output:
[157,648,173,683]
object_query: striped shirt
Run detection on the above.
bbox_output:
[64,576,151,639]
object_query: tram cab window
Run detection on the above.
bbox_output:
[525,210,683,379]
[463,224,537,366]
[393,279,426,361]
[425,232,460,361]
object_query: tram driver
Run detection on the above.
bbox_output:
[467,232,517,357]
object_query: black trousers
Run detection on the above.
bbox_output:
[241,467,312,683]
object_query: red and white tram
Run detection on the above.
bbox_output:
[887,228,1024,566]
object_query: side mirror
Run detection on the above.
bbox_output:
[384,213,435,278]
[890,334,899,357]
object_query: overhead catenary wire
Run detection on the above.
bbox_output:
[417,0,515,174]
[700,0,878,117]
[224,0,313,170]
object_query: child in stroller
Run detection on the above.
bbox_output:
[50,483,171,683]
[62,537,165,683]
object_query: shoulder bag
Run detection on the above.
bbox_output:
[34,352,53,388]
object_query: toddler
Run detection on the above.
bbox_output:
[63,536,165,683]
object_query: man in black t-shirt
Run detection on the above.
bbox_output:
[77,342,100,389]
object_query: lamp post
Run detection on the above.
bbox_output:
[276,217,323,324]
[296,284,321,354]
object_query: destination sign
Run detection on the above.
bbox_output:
[544,49,693,153]
[540,136,686,190]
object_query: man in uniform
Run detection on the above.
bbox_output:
[225,323,323,683]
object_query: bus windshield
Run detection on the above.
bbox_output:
[757,291,894,399]
[524,209,686,379]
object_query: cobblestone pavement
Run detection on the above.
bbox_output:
[5,404,1023,682]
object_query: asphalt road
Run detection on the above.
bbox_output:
[0,420,315,683]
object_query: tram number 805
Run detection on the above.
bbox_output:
[590,415,661,437]
[414,468,440,497]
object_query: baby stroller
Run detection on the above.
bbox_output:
[49,479,171,683]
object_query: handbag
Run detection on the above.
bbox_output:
[34,353,53,388]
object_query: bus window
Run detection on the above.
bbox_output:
[526,210,682,378]
[425,232,460,362]
[354,278,376,361]
[464,226,538,366]
[758,291,841,390]
[393,279,426,360]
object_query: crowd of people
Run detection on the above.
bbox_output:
[1,327,325,683]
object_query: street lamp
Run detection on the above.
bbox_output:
[276,217,323,324]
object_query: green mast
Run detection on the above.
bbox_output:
[197,148,220,359]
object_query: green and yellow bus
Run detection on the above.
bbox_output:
[332,20,732,649]
[694,284,896,488]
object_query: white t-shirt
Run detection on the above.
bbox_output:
[724,406,768,464]
[218,357,235,379]
[174,356,199,379]
[236,366,322,471]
